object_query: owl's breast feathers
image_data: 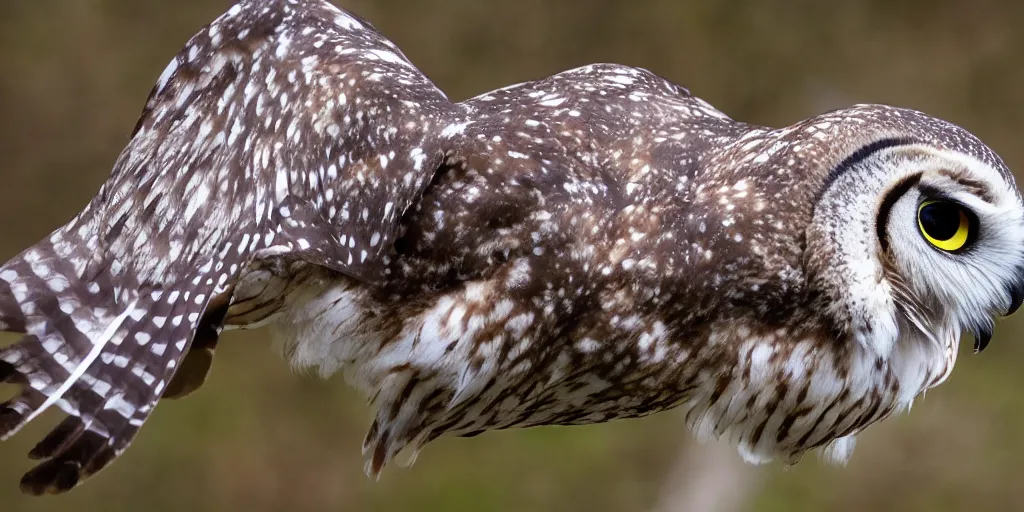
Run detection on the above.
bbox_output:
[0,0,918,494]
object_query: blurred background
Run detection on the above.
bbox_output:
[3,0,1024,510]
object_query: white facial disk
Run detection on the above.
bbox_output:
[883,146,1024,351]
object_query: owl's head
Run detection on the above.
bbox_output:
[804,105,1024,401]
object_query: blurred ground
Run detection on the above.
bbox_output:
[2,1,1024,511]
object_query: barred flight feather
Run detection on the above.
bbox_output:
[1,0,451,494]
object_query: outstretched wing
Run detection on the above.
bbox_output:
[0,0,455,494]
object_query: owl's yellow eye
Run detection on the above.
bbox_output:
[917,200,971,251]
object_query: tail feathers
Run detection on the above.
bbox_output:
[0,263,220,495]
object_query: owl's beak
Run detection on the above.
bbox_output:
[972,325,993,353]
[974,281,1024,353]
[1005,281,1024,316]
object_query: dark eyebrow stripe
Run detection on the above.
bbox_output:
[819,136,919,195]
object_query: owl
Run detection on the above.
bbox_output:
[2,0,1023,496]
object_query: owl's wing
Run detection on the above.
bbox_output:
[0,0,456,494]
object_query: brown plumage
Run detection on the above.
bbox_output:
[3,0,1024,495]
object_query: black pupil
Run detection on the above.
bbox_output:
[920,202,961,241]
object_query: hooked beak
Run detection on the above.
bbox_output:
[972,325,993,353]
[1006,281,1024,316]
[974,280,1024,354]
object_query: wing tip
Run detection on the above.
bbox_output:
[27,416,87,461]
[20,459,82,496]
[0,359,17,383]
[0,279,26,333]
[14,417,118,495]
[0,405,26,440]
